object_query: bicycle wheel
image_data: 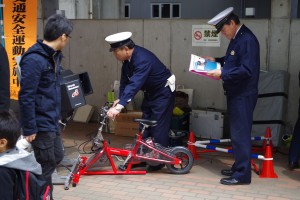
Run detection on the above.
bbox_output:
[166,146,194,174]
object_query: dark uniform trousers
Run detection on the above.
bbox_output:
[289,96,300,163]
[141,86,175,147]
[227,93,257,181]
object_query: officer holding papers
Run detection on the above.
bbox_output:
[205,7,260,185]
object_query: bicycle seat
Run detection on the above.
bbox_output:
[134,119,157,126]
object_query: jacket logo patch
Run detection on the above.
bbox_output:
[230,50,235,56]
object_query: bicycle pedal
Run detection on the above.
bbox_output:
[118,162,147,171]
[118,164,127,171]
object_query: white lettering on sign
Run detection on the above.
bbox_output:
[67,83,79,90]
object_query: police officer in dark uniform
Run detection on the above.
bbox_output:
[105,32,175,148]
[288,71,300,170]
[206,7,260,185]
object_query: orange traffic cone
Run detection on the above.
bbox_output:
[259,144,278,178]
[188,132,199,160]
[262,127,273,150]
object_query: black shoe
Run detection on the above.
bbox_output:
[220,177,251,185]
[288,162,299,170]
[146,164,165,172]
[221,169,234,176]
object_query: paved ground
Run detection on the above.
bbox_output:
[53,122,300,200]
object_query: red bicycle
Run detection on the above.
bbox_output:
[64,104,194,190]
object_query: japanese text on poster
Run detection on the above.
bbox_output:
[3,0,37,100]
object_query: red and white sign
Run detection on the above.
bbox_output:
[194,31,202,40]
[192,25,220,47]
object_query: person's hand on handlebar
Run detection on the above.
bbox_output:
[107,102,124,120]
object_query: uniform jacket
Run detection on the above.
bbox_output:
[119,45,172,106]
[19,40,63,136]
[216,25,260,97]
[0,44,10,111]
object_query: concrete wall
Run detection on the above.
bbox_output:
[31,0,299,127]
[288,20,300,124]
[53,18,299,125]
[125,0,271,19]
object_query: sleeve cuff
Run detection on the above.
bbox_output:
[115,104,124,112]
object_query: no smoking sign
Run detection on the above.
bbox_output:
[194,30,202,40]
[192,25,220,47]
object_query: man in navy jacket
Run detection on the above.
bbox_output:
[105,32,175,150]
[18,14,73,199]
[206,7,260,185]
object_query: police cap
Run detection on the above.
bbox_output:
[105,31,133,52]
[208,7,234,33]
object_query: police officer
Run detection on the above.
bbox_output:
[105,32,175,149]
[205,7,260,185]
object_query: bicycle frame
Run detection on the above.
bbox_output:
[65,105,191,189]
[71,125,184,185]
